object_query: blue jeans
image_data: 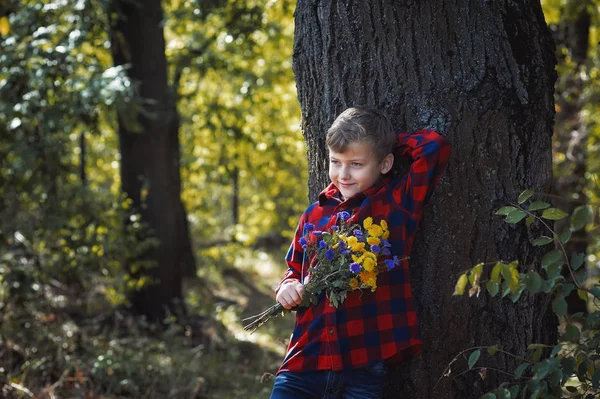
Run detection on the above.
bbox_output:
[270,361,387,399]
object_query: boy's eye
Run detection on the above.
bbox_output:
[352,163,362,167]
[330,159,340,165]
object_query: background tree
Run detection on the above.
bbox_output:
[293,1,557,398]
[109,0,195,318]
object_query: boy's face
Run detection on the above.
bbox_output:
[328,141,393,200]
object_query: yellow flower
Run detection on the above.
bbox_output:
[363,251,377,261]
[350,242,365,252]
[382,230,390,240]
[380,220,388,230]
[367,237,380,246]
[347,236,358,247]
[359,271,376,285]
[363,217,373,229]
[367,225,383,237]
[349,278,359,290]
[368,278,377,291]
[363,257,376,272]
[352,254,361,263]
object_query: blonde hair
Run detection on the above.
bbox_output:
[326,107,396,160]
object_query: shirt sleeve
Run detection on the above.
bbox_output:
[392,129,451,219]
[275,212,307,295]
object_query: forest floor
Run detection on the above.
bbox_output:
[0,244,294,399]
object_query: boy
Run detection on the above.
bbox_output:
[271,107,451,399]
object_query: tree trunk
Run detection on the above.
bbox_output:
[109,0,196,318]
[293,1,557,398]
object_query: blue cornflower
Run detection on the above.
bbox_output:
[338,241,347,249]
[340,248,349,255]
[383,248,391,256]
[381,239,391,248]
[353,229,363,237]
[305,223,315,232]
[325,248,335,260]
[371,245,381,254]
[393,255,400,265]
[385,259,396,271]
[318,240,328,249]
[312,230,323,237]
[349,262,361,273]
[330,226,339,231]
[298,236,307,248]
[337,211,351,221]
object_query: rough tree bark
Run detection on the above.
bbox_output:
[109,0,196,318]
[293,1,557,398]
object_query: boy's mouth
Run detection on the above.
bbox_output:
[339,182,355,188]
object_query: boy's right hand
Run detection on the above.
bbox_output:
[276,281,305,310]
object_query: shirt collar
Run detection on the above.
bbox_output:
[317,177,390,206]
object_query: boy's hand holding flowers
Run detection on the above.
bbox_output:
[276,280,305,310]
[243,212,406,332]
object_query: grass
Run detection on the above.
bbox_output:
[0,243,295,398]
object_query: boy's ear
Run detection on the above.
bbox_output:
[380,153,394,174]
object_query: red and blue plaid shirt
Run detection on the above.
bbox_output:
[276,129,451,373]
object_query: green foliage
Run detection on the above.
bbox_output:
[163,0,306,247]
[452,190,600,398]
[1,0,301,397]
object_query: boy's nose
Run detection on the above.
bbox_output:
[340,166,351,179]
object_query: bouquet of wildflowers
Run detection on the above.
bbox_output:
[242,212,406,333]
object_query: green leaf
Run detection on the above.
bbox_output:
[453,274,468,296]
[542,250,562,269]
[496,206,517,216]
[549,368,563,390]
[469,263,484,284]
[550,343,562,357]
[532,358,560,381]
[486,281,499,297]
[571,252,585,270]
[528,200,550,211]
[532,236,553,246]
[518,189,534,204]
[533,347,543,363]
[510,286,525,302]
[560,283,575,298]
[487,345,499,356]
[562,357,576,376]
[563,324,580,342]
[514,363,529,379]
[527,343,551,350]
[506,210,527,224]
[481,394,496,399]
[525,215,535,226]
[468,349,481,370]
[592,369,600,389]
[525,270,542,294]
[559,228,572,244]
[508,385,519,398]
[546,262,563,284]
[490,262,503,284]
[541,208,568,220]
[571,205,592,231]
[552,297,567,317]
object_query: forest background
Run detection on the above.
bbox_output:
[0,0,599,398]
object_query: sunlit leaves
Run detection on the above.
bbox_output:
[166,0,305,246]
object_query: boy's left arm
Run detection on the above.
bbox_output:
[392,129,452,220]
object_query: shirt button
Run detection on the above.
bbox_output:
[329,329,335,335]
